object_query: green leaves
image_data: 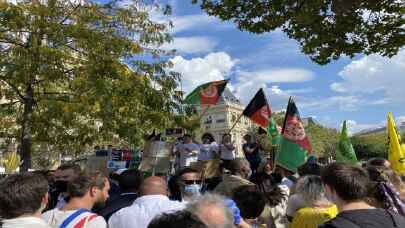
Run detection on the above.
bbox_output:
[192,0,405,64]
[0,0,181,169]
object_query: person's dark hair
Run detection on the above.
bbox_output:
[58,163,82,175]
[201,133,215,143]
[298,162,321,176]
[321,162,370,201]
[228,158,249,175]
[67,171,106,198]
[178,167,200,179]
[232,185,266,219]
[367,158,389,167]
[119,169,143,192]
[148,210,207,228]
[0,173,49,219]
[254,172,286,206]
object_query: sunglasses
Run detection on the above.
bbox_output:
[183,180,202,185]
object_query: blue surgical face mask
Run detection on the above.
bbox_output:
[184,184,201,196]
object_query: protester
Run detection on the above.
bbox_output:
[42,171,109,228]
[232,185,266,227]
[254,171,289,228]
[242,134,262,174]
[214,158,255,197]
[0,173,51,228]
[96,169,143,220]
[49,163,82,210]
[366,165,405,215]
[297,155,321,177]
[178,134,200,168]
[148,211,208,228]
[289,175,337,228]
[274,166,296,189]
[198,133,219,161]
[185,193,235,228]
[108,176,185,228]
[219,133,236,170]
[319,162,405,228]
[177,167,203,202]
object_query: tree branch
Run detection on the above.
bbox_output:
[0,76,25,100]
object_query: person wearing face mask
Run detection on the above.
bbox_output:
[48,164,82,210]
[178,168,203,202]
[214,158,255,198]
[42,171,110,228]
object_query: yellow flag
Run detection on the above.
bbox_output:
[4,152,20,174]
[387,112,405,175]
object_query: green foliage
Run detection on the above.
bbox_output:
[351,133,388,160]
[0,0,179,170]
[305,122,339,158]
[192,0,405,65]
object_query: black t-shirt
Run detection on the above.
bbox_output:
[319,208,405,228]
[242,143,260,162]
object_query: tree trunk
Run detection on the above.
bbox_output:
[19,84,34,171]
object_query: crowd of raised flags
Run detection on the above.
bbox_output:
[185,79,405,175]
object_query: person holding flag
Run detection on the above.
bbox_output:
[241,88,272,172]
[275,97,312,174]
[387,112,405,176]
[335,120,358,164]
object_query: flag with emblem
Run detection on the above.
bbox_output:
[387,112,405,175]
[183,80,228,105]
[275,97,311,173]
[242,88,272,128]
[336,120,358,164]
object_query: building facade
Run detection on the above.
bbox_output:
[199,88,253,157]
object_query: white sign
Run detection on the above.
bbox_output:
[107,160,127,170]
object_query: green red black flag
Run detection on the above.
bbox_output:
[242,88,272,128]
[276,97,312,172]
[183,80,228,105]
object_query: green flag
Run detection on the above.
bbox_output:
[267,117,281,146]
[336,120,358,164]
[275,97,311,173]
[183,80,228,105]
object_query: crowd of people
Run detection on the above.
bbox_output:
[1,134,405,228]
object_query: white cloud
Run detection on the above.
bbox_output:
[232,68,314,109]
[331,49,405,104]
[345,120,383,135]
[169,14,232,34]
[300,96,362,111]
[169,52,237,93]
[237,69,314,84]
[161,36,218,54]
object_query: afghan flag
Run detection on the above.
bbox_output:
[387,112,405,175]
[242,89,272,128]
[183,80,228,105]
[336,120,358,164]
[275,97,311,173]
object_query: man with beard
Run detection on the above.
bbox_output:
[42,171,110,228]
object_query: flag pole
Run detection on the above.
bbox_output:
[228,113,244,134]
[273,96,292,171]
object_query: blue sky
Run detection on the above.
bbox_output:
[101,0,405,134]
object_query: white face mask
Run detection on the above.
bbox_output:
[184,184,201,197]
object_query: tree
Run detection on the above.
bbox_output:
[351,133,388,160]
[192,0,405,64]
[0,0,180,170]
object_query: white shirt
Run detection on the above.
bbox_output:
[198,142,218,161]
[178,143,200,167]
[42,208,107,228]
[108,195,185,228]
[1,216,51,228]
[280,177,294,189]
[219,144,236,160]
